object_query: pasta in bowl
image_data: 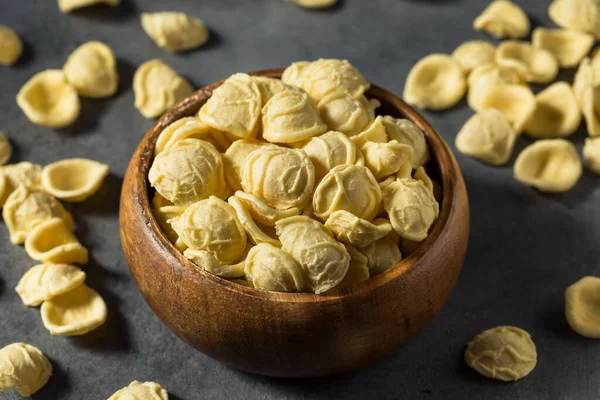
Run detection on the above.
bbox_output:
[120,65,469,378]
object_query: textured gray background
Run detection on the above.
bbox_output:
[0,0,599,399]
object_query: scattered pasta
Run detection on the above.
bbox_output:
[15,263,86,307]
[473,0,530,39]
[24,218,88,265]
[451,41,496,74]
[0,161,44,206]
[107,381,168,400]
[583,137,600,174]
[0,132,12,165]
[41,158,109,202]
[523,82,581,139]
[531,28,594,68]
[495,41,559,84]
[0,25,22,66]
[58,0,119,12]
[141,12,209,52]
[0,343,52,396]
[478,84,536,134]
[565,276,600,338]
[467,63,525,111]
[63,41,118,98]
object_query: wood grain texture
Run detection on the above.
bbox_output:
[119,69,470,378]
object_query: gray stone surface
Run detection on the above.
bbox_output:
[0,0,599,398]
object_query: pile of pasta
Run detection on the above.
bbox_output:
[148,59,441,294]
[404,0,600,193]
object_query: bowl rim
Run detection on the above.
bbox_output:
[130,67,459,303]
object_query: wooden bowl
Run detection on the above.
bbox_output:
[120,69,469,378]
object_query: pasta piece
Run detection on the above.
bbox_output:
[24,218,87,264]
[513,139,582,193]
[0,132,11,165]
[531,28,594,68]
[473,0,530,39]
[381,116,429,167]
[523,82,581,139]
[183,248,246,278]
[281,61,311,89]
[565,276,600,338]
[583,137,600,174]
[317,92,373,137]
[361,140,414,180]
[41,158,109,202]
[465,326,537,381]
[63,41,118,98]
[152,204,184,245]
[41,284,107,336]
[234,191,300,226]
[148,138,226,206]
[108,381,168,400]
[3,186,73,245]
[276,216,350,294]
[288,0,337,7]
[58,0,119,12]
[403,54,466,110]
[350,115,388,148]
[240,146,314,210]
[301,58,370,102]
[455,109,518,165]
[324,210,392,247]
[15,263,86,307]
[383,178,439,242]
[170,196,246,264]
[592,48,600,79]
[495,41,559,84]
[313,164,381,221]
[478,84,536,134]
[0,343,52,396]
[245,243,304,292]
[198,73,261,138]
[17,70,80,128]
[573,58,600,136]
[228,195,280,247]
[467,63,525,111]
[223,138,267,190]
[133,59,193,119]
[0,162,43,206]
[0,25,22,66]
[302,131,363,183]
[359,232,402,276]
[261,88,327,143]
[334,246,370,289]
[252,76,293,104]
[548,0,600,39]
[451,41,496,74]
[141,12,209,52]
[156,118,232,156]
[413,166,434,193]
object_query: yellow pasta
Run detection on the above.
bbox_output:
[317,92,373,137]
[565,276,600,338]
[58,0,119,12]
[17,69,80,128]
[523,82,581,139]
[152,204,184,245]
[334,246,370,289]
[223,138,267,190]
[141,12,209,52]
[451,40,496,74]
[583,137,600,174]
[24,218,88,265]
[467,63,525,111]
[473,0,530,39]
[16,263,86,307]
[381,116,429,168]
[155,117,231,156]
[359,231,402,276]
[244,243,305,292]
[573,58,600,136]
[301,58,370,102]
[495,41,559,84]
[0,161,43,206]
[0,25,22,66]
[281,61,311,89]
[361,140,414,180]
[324,210,392,247]
[302,131,363,183]
[183,247,247,278]
[531,28,594,68]
[0,132,12,165]
[350,115,388,148]
[478,84,536,134]
[107,381,168,400]
[228,195,280,247]
[41,158,109,202]
[252,76,293,104]
[234,190,300,227]
[63,41,118,98]
[288,0,337,7]
[548,0,600,39]
[0,343,52,396]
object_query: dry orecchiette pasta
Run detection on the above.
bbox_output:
[63,41,118,98]
[455,109,518,166]
[317,92,373,137]
[548,0,600,39]
[467,63,525,111]
[252,76,293,104]
[565,276,600,338]
[3,185,73,244]
[58,0,119,12]
[171,196,247,264]
[198,73,262,138]
[24,218,88,265]
[152,203,184,245]
[478,84,536,134]
[261,88,327,143]
[361,140,414,180]
[334,246,370,289]
[495,41,559,84]
[133,59,193,119]
[531,28,595,68]
[41,158,109,202]
[244,243,305,292]
[464,326,537,381]
[234,190,301,226]
[108,381,168,400]
[141,12,209,52]
[403,54,466,110]
[301,58,370,101]
[514,139,582,193]
[313,164,381,221]
[413,166,434,193]
[359,231,402,276]
[155,117,231,156]
[473,0,530,39]
[281,61,311,89]
[302,131,363,183]
[16,263,86,307]
[350,115,388,148]
[451,41,496,75]
[288,0,337,7]
[583,137,600,174]
[0,161,43,206]
[276,216,350,294]
[523,82,581,139]
[228,195,280,247]
[183,247,247,278]
[0,132,12,165]
[149,138,226,206]
[240,146,314,211]
[223,138,268,190]
[573,58,600,136]
[324,210,392,247]
[0,25,22,66]
[17,69,80,128]
[41,284,107,336]
[0,343,52,396]
[381,116,429,168]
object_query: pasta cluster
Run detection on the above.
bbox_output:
[149,59,441,294]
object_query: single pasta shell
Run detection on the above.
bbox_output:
[548,0,600,39]
[0,161,44,207]
[514,139,582,193]
[63,41,118,98]
[141,12,209,53]
[107,381,168,400]
[0,25,23,66]
[15,263,86,307]
[234,190,300,227]
[565,276,600,338]
[495,41,559,84]
[24,218,88,265]
[473,0,530,39]
[40,284,107,336]
[281,61,311,89]
[58,0,119,12]
[244,243,305,292]
[324,210,392,247]
[573,58,600,136]
[0,343,52,397]
[478,84,536,134]
[451,40,496,74]
[583,137,600,174]
[228,195,280,247]
[41,158,109,202]
[288,0,337,8]
[183,248,247,278]
[531,28,594,68]
[403,54,466,110]
[467,63,525,111]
